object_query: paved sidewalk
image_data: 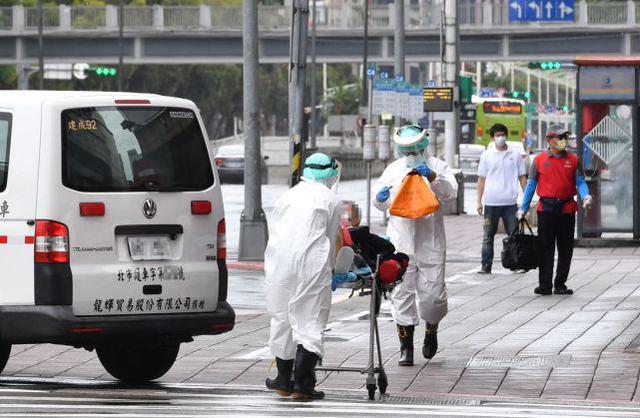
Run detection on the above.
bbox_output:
[4,215,640,405]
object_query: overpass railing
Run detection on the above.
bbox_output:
[2,1,636,33]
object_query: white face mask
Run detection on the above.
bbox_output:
[494,135,507,147]
[405,153,426,168]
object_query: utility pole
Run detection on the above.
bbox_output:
[238,0,268,261]
[37,0,44,90]
[394,0,405,127]
[118,0,124,91]
[309,0,317,149]
[443,0,459,168]
[288,0,309,187]
[361,0,370,114]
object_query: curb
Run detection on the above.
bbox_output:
[227,260,265,271]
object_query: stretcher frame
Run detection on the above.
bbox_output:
[315,256,391,400]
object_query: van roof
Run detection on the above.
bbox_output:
[0,90,194,107]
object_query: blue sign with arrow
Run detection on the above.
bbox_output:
[509,0,574,22]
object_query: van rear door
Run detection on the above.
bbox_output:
[50,104,222,317]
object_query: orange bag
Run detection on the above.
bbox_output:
[389,172,440,219]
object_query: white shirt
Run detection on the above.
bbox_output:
[477,147,526,206]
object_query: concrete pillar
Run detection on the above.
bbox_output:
[12,5,24,31]
[628,0,635,25]
[578,0,588,25]
[476,61,481,92]
[482,0,492,27]
[199,5,211,28]
[153,5,163,30]
[106,5,118,31]
[59,5,71,30]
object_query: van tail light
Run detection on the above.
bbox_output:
[35,220,69,263]
[477,127,483,138]
[79,202,105,217]
[217,219,227,260]
[191,200,212,215]
[215,158,224,167]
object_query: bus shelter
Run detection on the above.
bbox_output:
[575,56,638,241]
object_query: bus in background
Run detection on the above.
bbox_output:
[474,98,526,147]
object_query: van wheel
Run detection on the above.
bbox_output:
[0,342,11,373]
[97,342,180,383]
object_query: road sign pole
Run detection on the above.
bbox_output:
[394,0,405,128]
[444,0,459,168]
[239,0,268,262]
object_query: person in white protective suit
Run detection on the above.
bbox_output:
[264,152,343,401]
[373,125,458,366]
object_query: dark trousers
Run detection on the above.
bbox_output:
[481,204,518,267]
[537,211,575,290]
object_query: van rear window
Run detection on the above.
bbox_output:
[62,107,214,192]
[0,113,11,193]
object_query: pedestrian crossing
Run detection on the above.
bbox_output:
[0,378,637,417]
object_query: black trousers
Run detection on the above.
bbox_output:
[537,212,575,291]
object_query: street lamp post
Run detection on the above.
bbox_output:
[38,0,44,90]
[118,0,124,91]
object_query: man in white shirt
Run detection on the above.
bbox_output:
[477,123,527,274]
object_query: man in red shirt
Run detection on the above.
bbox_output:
[517,129,593,295]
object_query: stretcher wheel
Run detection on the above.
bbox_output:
[367,383,376,400]
[377,371,388,394]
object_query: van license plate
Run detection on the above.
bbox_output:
[128,237,171,261]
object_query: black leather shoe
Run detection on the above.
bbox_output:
[265,357,294,396]
[534,286,552,295]
[292,345,325,401]
[422,322,438,359]
[478,264,491,274]
[554,287,573,295]
[397,324,414,366]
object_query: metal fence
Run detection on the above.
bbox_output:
[211,6,242,29]
[0,8,11,29]
[25,7,59,28]
[70,7,106,29]
[164,6,199,29]
[587,2,628,24]
[123,7,153,28]
[10,2,640,32]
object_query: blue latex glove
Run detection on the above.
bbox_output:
[376,186,391,202]
[332,272,358,291]
[414,163,432,177]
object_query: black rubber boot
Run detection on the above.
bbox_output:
[265,357,294,396]
[397,324,414,366]
[292,345,325,401]
[422,322,438,360]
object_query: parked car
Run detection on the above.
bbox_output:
[459,143,485,182]
[214,144,269,184]
[0,91,235,383]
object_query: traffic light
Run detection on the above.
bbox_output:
[528,61,562,70]
[508,91,531,101]
[93,66,117,77]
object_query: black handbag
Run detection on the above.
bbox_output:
[501,219,539,271]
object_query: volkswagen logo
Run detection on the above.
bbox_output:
[143,199,157,219]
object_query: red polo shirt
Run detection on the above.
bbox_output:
[530,150,581,214]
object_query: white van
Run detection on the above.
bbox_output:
[0,91,234,382]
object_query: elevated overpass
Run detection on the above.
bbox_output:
[1,1,638,65]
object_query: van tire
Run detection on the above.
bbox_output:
[97,342,180,383]
[0,342,11,374]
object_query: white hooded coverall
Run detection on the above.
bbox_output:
[373,155,458,326]
[265,179,342,360]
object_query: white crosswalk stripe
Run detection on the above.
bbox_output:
[0,380,637,417]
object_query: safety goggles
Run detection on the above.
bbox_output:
[304,157,338,171]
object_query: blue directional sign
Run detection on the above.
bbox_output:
[427,79,436,87]
[395,75,404,82]
[509,0,574,22]
[367,66,376,79]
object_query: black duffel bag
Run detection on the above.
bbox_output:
[501,219,539,271]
